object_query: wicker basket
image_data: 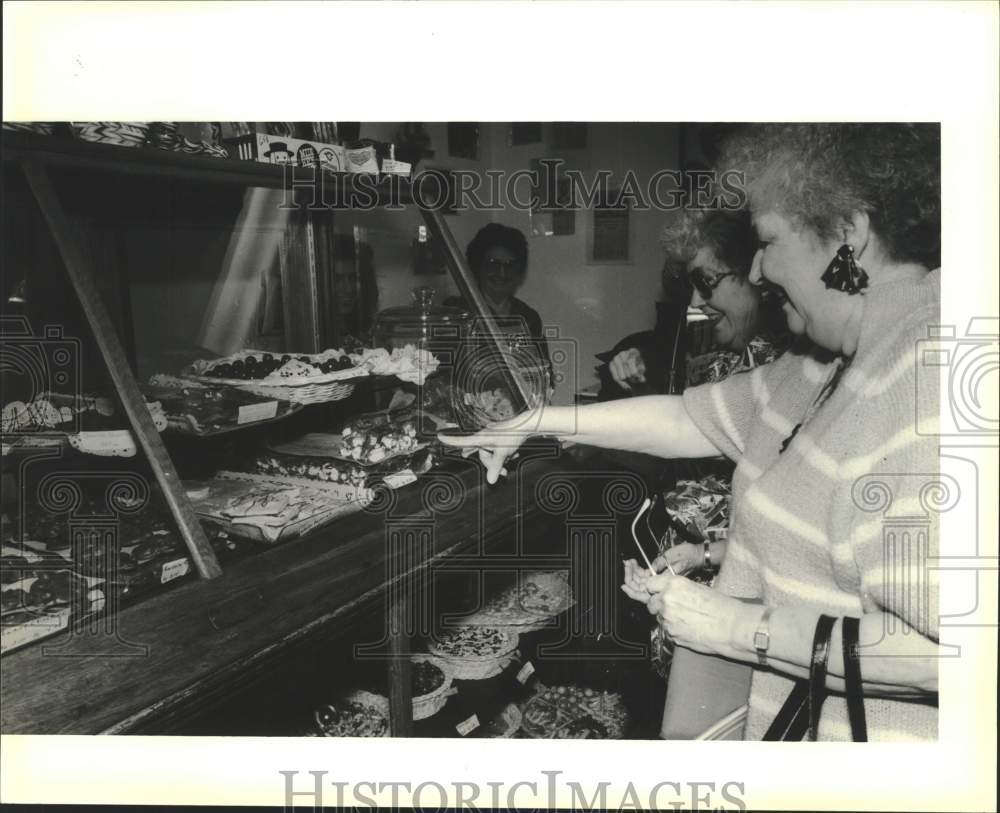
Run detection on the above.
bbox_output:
[428,628,520,681]
[411,655,457,720]
[187,350,368,405]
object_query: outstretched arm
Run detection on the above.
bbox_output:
[439,396,724,483]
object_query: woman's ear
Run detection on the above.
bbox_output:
[841,210,871,258]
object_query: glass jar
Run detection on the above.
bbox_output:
[452,317,551,429]
[371,286,471,353]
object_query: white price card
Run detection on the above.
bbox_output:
[381,159,412,176]
[516,661,536,684]
[237,401,279,425]
[455,714,480,736]
[383,470,417,489]
[160,558,191,584]
[4,544,43,563]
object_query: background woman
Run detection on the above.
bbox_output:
[611,209,789,582]
[445,222,549,365]
[442,123,941,741]
[609,208,787,395]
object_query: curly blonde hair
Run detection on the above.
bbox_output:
[719,124,940,268]
[660,208,758,283]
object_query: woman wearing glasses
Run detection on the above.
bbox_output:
[609,209,787,394]
[441,124,941,741]
[609,209,788,586]
[445,222,549,364]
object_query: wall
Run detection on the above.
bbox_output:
[352,123,495,313]
[479,122,680,403]
[122,123,682,397]
[360,122,681,404]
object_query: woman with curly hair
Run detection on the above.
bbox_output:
[441,123,941,741]
[609,208,789,391]
[607,208,790,582]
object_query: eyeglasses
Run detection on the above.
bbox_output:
[482,258,524,276]
[689,269,735,299]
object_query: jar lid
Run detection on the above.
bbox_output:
[374,286,471,327]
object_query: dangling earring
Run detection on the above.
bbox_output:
[821,245,869,294]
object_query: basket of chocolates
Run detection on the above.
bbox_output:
[187,349,367,405]
[427,626,519,680]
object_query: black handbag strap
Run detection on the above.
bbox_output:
[806,614,838,740]
[762,679,810,741]
[841,615,868,742]
[763,613,844,742]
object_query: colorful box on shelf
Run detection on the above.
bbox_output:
[224,133,351,172]
[223,133,391,176]
[225,133,346,171]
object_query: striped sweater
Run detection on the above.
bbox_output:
[683,270,940,741]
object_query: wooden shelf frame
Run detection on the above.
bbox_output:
[0,128,554,736]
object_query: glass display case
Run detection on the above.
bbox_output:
[1,125,655,740]
[0,125,571,735]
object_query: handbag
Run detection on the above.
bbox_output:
[660,597,762,740]
[763,614,868,742]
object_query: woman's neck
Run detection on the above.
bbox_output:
[482,291,513,314]
[839,259,929,357]
[866,260,929,287]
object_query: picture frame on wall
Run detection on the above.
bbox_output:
[529,158,576,237]
[587,186,632,264]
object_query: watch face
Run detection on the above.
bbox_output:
[754,631,768,650]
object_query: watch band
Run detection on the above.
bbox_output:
[753,607,773,666]
[703,540,712,569]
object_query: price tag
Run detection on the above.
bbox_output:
[87,588,106,613]
[160,558,191,584]
[381,159,412,176]
[383,470,417,490]
[11,543,45,563]
[455,714,480,736]
[501,703,521,728]
[516,661,536,684]
[237,401,279,425]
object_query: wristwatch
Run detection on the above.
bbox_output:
[703,540,713,570]
[753,607,773,666]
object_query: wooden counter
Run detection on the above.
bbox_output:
[0,447,570,734]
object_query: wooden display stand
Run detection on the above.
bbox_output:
[0,130,547,735]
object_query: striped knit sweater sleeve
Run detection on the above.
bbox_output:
[681,346,805,462]
[680,348,808,601]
